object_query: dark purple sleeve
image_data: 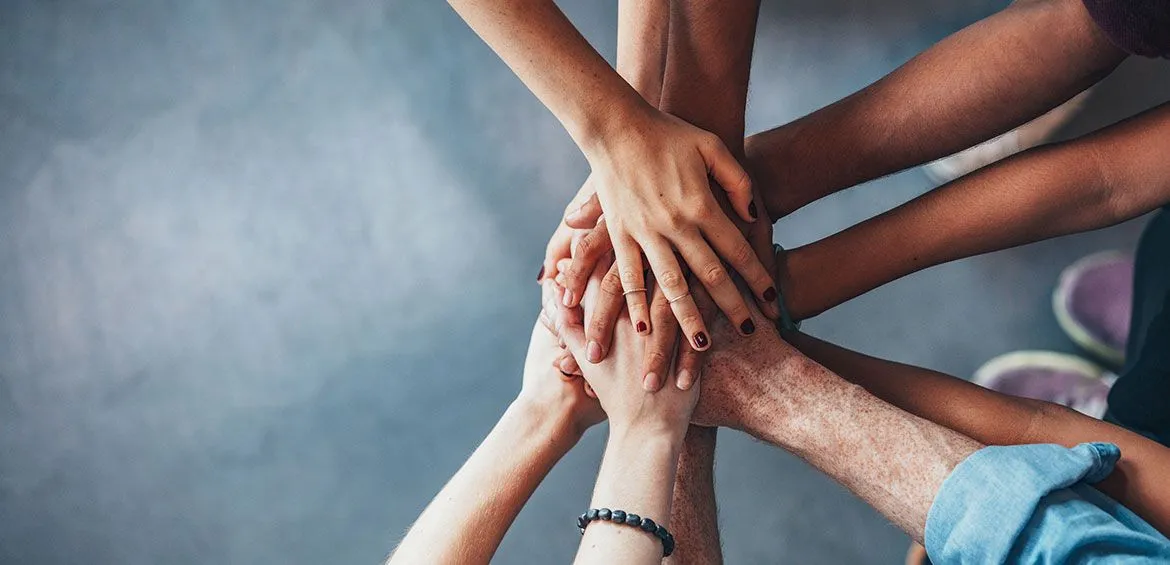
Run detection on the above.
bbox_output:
[1082,0,1170,58]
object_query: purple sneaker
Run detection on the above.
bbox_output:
[1053,252,1133,366]
[972,351,1115,419]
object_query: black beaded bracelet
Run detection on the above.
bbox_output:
[577,508,675,557]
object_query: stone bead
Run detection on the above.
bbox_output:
[639,517,656,532]
[611,510,626,523]
[624,513,640,526]
[586,508,599,521]
[597,508,612,521]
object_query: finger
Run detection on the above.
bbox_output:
[674,285,718,390]
[555,293,588,355]
[642,283,678,392]
[676,233,755,336]
[642,236,710,352]
[556,351,581,375]
[541,223,574,284]
[563,219,613,308]
[701,212,780,320]
[586,261,624,364]
[612,233,650,334]
[565,192,603,229]
[745,195,782,320]
[698,136,755,223]
[583,381,597,399]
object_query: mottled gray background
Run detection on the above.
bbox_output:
[1,0,1167,563]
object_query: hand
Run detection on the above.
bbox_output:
[561,189,780,392]
[538,178,599,285]
[548,278,698,437]
[572,107,780,354]
[518,317,605,436]
[691,294,809,430]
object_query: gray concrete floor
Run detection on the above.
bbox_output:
[1,1,1167,563]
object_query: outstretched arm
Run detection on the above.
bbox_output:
[449,0,778,349]
[746,0,1127,219]
[665,426,723,565]
[786,330,1170,537]
[386,323,603,564]
[780,101,1170,320]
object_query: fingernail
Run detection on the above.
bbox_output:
[740,318,756,335]
[559,357,575,372]
[562,290,574,307]
[693,332,709,348]
[748,201,758,220]
[643,372,661,391]
[587,341,602,363]
[763,287,777,302]
[636,321,648,334]
[555,273,565,286]
[677,370,692,390]
[537,266,545,282]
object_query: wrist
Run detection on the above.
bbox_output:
[507,395,584,448]
[608,418,687,451]
[576,95,656,159]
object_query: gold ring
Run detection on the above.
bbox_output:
[623,287,647,296]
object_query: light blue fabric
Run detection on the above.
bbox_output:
[925,442,1170,564]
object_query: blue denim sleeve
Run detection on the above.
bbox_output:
[925,442,1170,564]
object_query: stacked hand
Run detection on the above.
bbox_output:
[539,106,782,390]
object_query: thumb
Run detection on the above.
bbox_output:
[565,192,603,229]
[700,138,756,223]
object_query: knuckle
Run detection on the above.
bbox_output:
[730,239,755,267]
[588,317,609,340]
[657,269,685,290]
[600,270,624,296]
[644,351,669,370]
[699,263,729,288]
[681,312,704,330]
[619,268,642,286]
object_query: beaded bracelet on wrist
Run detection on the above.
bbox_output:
[577,508,675,557]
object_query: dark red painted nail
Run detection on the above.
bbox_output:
[763,287,777,302]
[748,201,758,220]
[694,332,709,348]
[537,266,545,282]
[636,321,648,333]
[740,319,755,335]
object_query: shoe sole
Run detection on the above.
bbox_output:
[972,350,1114,418]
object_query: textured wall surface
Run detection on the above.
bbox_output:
[1,0,1166,563]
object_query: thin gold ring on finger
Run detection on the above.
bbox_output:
[623,287,647,296]
[667,292,691,304]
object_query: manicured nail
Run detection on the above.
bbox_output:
[693,332,709,348]
[748,201,758,220]
[740,319,756,335]
[763,286,777,302]
[559,357,575,372]
[587,341,603,363]
[537,266,545,282]
[636,321,648,334]
[562,290,574,307]
[677,370,693,391]
[643,372,661,391]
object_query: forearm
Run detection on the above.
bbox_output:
[447,0,648,150]
[782,102,1170,320]
[576,426,682,564]
[665,426,722,565]
[617,0,669,105]
[787,331,1170,536]
[660,0,759,153]
[729,348,980,541]
[747,0,1126,217]
[388,398,580,565]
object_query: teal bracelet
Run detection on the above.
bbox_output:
[773,244,801,332]
[578,508,675,557]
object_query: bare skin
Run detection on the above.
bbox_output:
[787,331,1170,536]
[779,100,1170,321]
[386,323,603,565]
[449,0,778,347]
